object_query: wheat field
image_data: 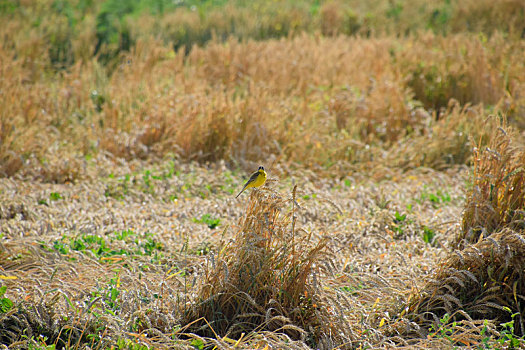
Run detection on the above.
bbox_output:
[1,1,525,349]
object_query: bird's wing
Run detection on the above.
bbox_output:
[235,171,259,198]
[246,171,260,185]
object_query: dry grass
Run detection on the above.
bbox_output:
[459,122,525,247]
[182,186,353,348]
[1,33,524,180]
[3,0,523,69]
[398,32,523,113]
[388,101,493,171]
[451,0,525,38]
[398,227,525,347]
[389,122,525,348]
[3,145,523,347]
[2,2,525,348]
[0,159,468,348]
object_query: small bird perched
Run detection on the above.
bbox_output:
[235,166,267,198]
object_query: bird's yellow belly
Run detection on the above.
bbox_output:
[250,174,266,188]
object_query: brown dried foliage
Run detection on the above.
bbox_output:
[389,101,495,171]
[182,186,352,348]
[459,122,525,247]
[402,228,525,341]
[1,32,524,180]
[394,122,525,345]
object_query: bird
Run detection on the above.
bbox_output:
[235,166,267,198]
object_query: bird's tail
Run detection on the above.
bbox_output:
[235,186,247,198]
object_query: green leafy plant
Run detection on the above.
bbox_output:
[53,240,70,255]
[422,226,436,244]
[190,338,204,350]
[140,169,167,194]
[498,307,522,349]
[193,214,221,229]
[89,273,122,316]
[198,184,212,199]
[0,286,14,313]
[49,192,62,201]
[141,233,163,257]
[478,320,492,349]
[71,234,128,259]
[392,211,409,238]
[340,283,364,296]
[417,187,451,207]
[47,230,163,264]
[142,170,153,192]
[116,338,149,350]
[20,334,57,350]
[394,211,407,222]
[429,313,456,344]
[114,229,134,241]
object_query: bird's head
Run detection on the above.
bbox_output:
[258,166,265,172]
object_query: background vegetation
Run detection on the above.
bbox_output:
[1,0,524,178]
[1,0,525,349]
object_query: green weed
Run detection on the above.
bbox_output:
[302,194,317,200]
[190,338,204,350]
[392,211,409,238]
[71,234,128,259]
[428,313,456,344]
[473,310,525,349]
[106,165,181,199]
[116,338,149,350]
[49,192,62,201]
[46,230,163,264]
[422,226,436,245]
[340,283,364,296]
[417,187,451,207]
[114,229,134,241]
[22,335,56,350]
[0,286,14,313]
[89,272,122,315]
[193,214,221,229]
[478,320,492,349]
[52,240,70,256]
[498,307,523,349]
[394,211,407,223]
[141,170,153,193]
